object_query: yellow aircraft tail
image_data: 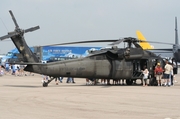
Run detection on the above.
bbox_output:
[136,31,154,49]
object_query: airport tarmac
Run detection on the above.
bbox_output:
[0,74,180,119]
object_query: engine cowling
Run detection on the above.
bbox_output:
[124,48,144,60]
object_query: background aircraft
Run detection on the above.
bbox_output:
[136,17,180,63]
[137,31,154,50]
[137,31,174,59]
[0,45,101,65]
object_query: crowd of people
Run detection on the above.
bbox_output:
[154,60,177,87]
[0,62,34,76]
[142,60,177,87]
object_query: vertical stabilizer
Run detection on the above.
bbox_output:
[173,17,180,62]
[136,31,154,49]
[0,10,39,63]
[175,17,179,45]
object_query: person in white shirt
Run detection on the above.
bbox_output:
[164,60,173,87]
[142,65,149,86]
[14,64,19,76]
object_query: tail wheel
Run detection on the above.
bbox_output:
[43,82,48,87]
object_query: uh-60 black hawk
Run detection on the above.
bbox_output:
[0,10,173,87]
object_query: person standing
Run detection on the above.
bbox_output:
[164,60,173,87]
[154,63,164,86]
[55,77,63,85]
[170,64,174,86]
[66,77,75,83]
[55,77,59,85]
[0,66,4,76]
[59,77,63,83]
[142,65,149,86]
[71,77,75,83]
[5,61,10,74]
[66,77,72,83]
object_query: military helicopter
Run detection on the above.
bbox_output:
[0,10,170,87]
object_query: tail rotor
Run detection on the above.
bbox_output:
[0,10,40,41]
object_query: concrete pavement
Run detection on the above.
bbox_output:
[0,74,180,119]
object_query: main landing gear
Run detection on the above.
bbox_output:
[42,77,55,87]
[148,77,158,86]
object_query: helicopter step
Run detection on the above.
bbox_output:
[123,70,144,85]
[132,71,143,79]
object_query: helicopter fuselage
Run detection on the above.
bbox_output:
[25,56,132,79]
[24,50,162,81]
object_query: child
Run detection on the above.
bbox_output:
[142,65,149,86]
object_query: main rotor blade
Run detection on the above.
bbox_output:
[147,48,173,51]
[9,10,19,29]
[42,37,176,47]
[108,38,125,45]
[24,26,40,33]
[44,39,119,46]
[138,40,174,45]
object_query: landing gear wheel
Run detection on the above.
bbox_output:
[126,79,133,85]
[42,77,56,87]
[43,82,48,87]
[149,78,153,86]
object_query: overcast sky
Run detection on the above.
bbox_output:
[0,0,179,54]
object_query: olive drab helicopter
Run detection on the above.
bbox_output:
[0,10,172,87]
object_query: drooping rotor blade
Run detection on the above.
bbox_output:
[0,32,17,40]
[148,48,173,51]
[108,38,125,45]
[152,51,173,53]
[44,39,119,46]
[24,26,40,33]
[138,40,174,45]
[42,37,177,48]
[9,10,19,29]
